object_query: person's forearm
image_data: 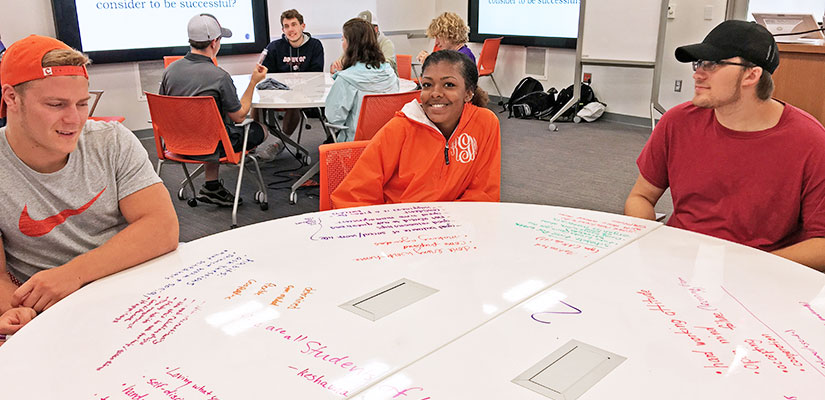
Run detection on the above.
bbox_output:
[624,195,657,220]
[58,208,178,287]
[772,238,825,272]
[238,81,257,119]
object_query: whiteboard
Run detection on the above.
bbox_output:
[266,0,436,37]
[352,226,825,400]
[582,0,664,63]
[267,0,378,37]
[0,202,659,398]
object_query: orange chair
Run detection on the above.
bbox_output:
[396,54,413,80]
[87,90,126,123]
[163,56,183,68]
[164,55,217,68]
[317,90,421,210]
[318,141,369,211]
[145,92,268,228]
[477,37,504,105]
[353,90,421,141]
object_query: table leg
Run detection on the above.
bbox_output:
[259,108,310,165]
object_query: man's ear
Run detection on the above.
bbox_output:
[742,66,763,88]
[2,84,21,113]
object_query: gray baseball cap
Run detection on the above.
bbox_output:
[188,13,232,41]
[357,10,379,26]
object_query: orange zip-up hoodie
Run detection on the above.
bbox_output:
[331,99,501,208]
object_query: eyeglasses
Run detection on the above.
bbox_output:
[691,60,754,72]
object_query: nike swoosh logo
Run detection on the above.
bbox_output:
[18,187,106,237]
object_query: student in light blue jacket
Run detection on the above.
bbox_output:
[325,18,399,142]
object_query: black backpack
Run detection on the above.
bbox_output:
[506,77,543,112]
[551,82,600,122]
[509,88,558,119]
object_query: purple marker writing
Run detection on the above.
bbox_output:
[256,49,268,65]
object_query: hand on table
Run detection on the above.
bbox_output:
[0,307,36,335]
[12,267,83,312]
[416,50,429,64]
[251,63,268,84]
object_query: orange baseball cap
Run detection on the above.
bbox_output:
[0,35,89,117]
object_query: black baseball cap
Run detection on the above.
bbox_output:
[675,20,779,73]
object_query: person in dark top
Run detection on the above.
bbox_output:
[260,9,325,137]
[159,13,268,207]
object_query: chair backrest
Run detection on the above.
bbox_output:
[319,141,369,211]
[144,92,241,164]
[163,55,217,68]
[163,56,184,68]
[396,54,412,80]
[477,37,503,75]
[353,90,421,141]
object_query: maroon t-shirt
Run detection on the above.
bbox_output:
[638,102,825,251]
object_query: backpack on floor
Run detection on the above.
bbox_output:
[506,77,543,114]
[550,82,600,122]
[510,88,558,119]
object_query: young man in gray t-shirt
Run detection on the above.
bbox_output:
[0,35,179,336]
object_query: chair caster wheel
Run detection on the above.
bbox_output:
[187,198,198,207]
[260,202,269,211]
[303,155,311,165]
[231,224,238,229]
[177,188,186,200]
[289,192,297,205]
[548,123,558,132]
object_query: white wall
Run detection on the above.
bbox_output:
[0,0,728,130]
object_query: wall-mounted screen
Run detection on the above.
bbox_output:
[51,0,269,64]
[468,0,580,48]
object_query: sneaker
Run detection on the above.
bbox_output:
[197,183,243,207]
[254,140,284,162]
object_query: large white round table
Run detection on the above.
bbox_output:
[0,202,822,399]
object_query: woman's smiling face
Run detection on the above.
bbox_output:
[420,60,473,136]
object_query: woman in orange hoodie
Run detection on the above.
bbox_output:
[331,50,501,208]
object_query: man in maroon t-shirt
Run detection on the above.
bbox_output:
[625,20,825,272]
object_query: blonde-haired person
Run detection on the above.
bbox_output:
[417,12,474,64]
[0,35,178,334]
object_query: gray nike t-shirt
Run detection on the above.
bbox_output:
[0,120,161,283]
